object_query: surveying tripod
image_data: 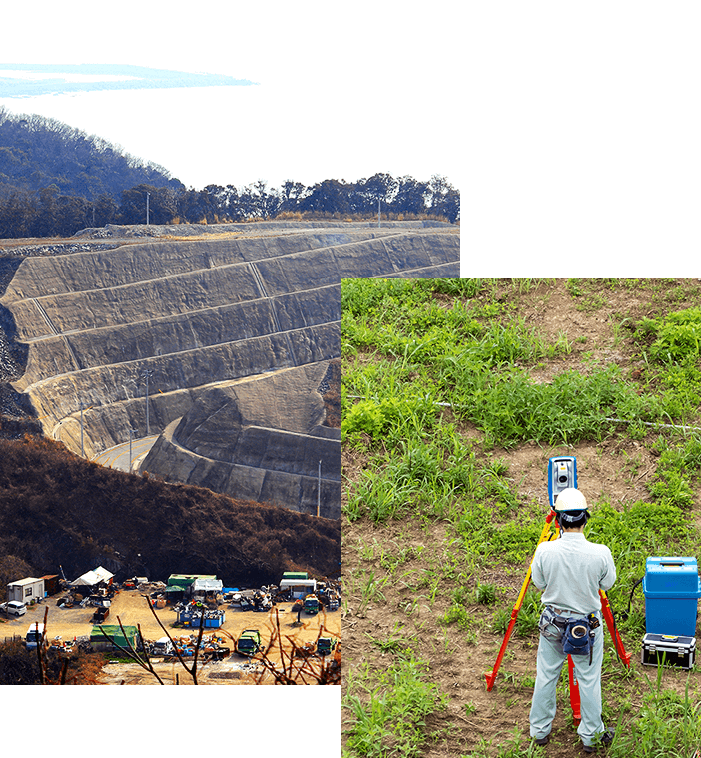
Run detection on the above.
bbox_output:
[484,460,631,723]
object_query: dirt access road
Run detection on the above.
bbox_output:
[1,589,340,685]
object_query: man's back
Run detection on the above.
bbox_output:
[531,532,616,615]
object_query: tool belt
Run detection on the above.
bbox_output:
[538,606,599,664]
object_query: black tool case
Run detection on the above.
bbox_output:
[641,633,696,670]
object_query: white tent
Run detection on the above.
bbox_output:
[192,577,223,594]
[70,566,114,588]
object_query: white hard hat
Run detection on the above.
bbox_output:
[554,488,588,512]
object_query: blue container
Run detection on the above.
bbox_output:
[205,613,225,628]
[643,557,701,637]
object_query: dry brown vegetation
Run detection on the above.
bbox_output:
[0,434,340,597]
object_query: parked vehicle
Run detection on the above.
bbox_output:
[150,637,175,657]
[317,637,338,656]
[26,622,49,650]
[236,629,262,656]
[303,594,320,615]
[0,600,27,616]
[203,645,230,661]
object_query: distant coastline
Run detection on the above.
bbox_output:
[0,63,257,97]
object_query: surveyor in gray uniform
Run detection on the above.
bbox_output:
[529,488,617,753]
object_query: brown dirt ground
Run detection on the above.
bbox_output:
[1,588,340,685]
[341,279,701,756]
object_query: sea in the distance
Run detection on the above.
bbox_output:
[0,78,455,192]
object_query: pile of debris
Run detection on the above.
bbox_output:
[145,632,231,661]
[317,580,341,611]
[46,633,90,654]
[229,589,274,612]
[174,601,226,628]
[57,587,115,610]
[0,241,119,257]
[210,662,264,680]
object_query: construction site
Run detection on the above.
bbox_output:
[0,218,458,686]
[1,570,341,685]
[0,220,459,518]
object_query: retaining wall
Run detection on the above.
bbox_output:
[1,223,458,514]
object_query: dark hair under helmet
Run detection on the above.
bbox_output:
[554,488,589,528]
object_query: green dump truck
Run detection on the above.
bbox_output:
[236,629,262,657]
[303,594,320,615]
[317,636,338,656]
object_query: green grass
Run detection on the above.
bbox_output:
[608,669,701,756]
[342,278,701,757]
[343,653,449,758]
[342,280,693,452]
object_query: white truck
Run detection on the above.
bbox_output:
[25,622,49,650]
[150,637,175,657]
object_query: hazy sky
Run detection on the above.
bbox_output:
[0,2,463,193]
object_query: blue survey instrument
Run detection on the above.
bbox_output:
[547,456,577,508]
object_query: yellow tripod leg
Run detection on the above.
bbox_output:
[485,511,557,690]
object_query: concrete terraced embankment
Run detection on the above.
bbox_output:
[0,221,459,518]
[142,361,342,518]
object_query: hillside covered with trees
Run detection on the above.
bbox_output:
[0,435,340,596]
[0,108,459,238]
[0,107,180,200]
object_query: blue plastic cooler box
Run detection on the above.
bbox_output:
[643,557,701,637]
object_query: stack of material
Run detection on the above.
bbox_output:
[250,589,273,612]
[147,632,230,660]
[228,589,272,611]
[317,581,341,611]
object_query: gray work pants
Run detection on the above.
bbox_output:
[529,614,605,747]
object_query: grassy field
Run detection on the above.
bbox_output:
[341,278,701,757]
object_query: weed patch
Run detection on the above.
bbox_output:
[608,672,701,755]
[343,653,448,758]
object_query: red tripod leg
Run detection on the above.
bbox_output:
[599,590,632,667]
[568,655,581,723]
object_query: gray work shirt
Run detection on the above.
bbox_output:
[530,532,616,615]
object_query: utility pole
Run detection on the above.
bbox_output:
[377,197,381,228]
[78,400,90,457]
[317,460,322,517]
[80,402,84,457]
[146,192,150,225]
[140,369,154,435]
[77,400,94,457]
[128,428,137,471]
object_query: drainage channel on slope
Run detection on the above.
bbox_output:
[31,297,82,371]
[247,261,294,360]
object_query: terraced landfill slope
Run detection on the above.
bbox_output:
[0,221,459,518]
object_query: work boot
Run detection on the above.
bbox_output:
[582,727,614,753]
[533,733,550,746]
